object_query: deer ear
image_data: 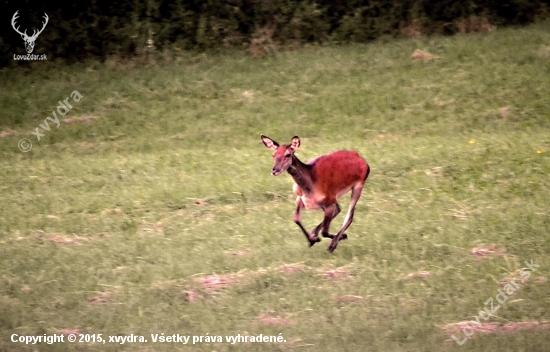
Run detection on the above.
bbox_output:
[261,135,279,150]
[290,136,300,151]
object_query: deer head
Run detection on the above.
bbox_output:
[12,11,49,54]
[261,135,301,176]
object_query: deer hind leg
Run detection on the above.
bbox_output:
[311,204,337,238]
[312,203,348,241]
[328,183,364,253]
[294,197,320,247]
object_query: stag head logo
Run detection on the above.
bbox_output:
[11,11,49,54]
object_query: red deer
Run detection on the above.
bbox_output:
[261,135,369,252]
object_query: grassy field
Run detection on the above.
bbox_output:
[1,20,549,351]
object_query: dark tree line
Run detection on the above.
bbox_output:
[2,0,548,67]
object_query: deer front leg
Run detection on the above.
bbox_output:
[294,198,320,247]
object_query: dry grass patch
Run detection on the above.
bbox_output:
[240,90,256,102]
[7,232,102,244]
[194,199,208,206]
[433,99,455,108]
[183,290,197,302]
[257,313,294,326]
[59,328,81,336]
[45,234,88,245]
[499,269,547,286]
[227,249,251,257]
[374,133,398,141]
[471,245,503,258]
[539,46,550,58]
[63,116,99,124]
[153,270,262,298]
[182,290,211,302]
[279,263,308,274]
[102,208,124,215]
[0,129,17,138]
[405,271,431,279]
[425,166,444,177]
[412,49,440,61]
[88,292,110,306]
[194,273,244,292]
[140,221,163,234]
[319,268,353,280]
[150,279,185,292]
[499,107,511,118]
[334,295,364,305]
[449,201,471,220]
[79,142,96,149]
[442,321,550,338]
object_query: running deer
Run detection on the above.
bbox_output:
[261,135,370,252]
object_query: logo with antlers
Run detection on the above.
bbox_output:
[11,11,49,54]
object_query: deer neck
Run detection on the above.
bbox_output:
[287,155,314,193]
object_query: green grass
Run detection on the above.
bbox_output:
[1,20,549,351]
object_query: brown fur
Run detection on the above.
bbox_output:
[261,135,370,252]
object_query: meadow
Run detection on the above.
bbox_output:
[0,20,549,351]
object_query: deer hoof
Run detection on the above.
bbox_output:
[308,236,321,247]
[322,233,347,240]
